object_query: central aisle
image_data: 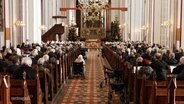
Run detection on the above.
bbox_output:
[60,49,109,104]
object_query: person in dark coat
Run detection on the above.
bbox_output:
[0,52,8,72]
[175,48,183,62]
[13,57,36,79]
[167,52,178,65]
[35,58,52,82]
[172,56,184,80]
[172,56,184,74]
[176,70,184,80]
[150,53,170,80]
[6,56,21,74]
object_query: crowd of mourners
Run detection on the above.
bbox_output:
[0,41,84,80]
[1,40,184,81]
[104,41,184,80]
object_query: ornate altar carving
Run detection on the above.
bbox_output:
[79,1,106,39]
[80,28,105,39]
[85,39,101,48]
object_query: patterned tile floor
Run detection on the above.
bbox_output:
[59,49,121,104]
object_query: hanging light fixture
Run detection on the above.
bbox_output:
[15,20,25,27]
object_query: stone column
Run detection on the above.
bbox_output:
[27,0,41,44]
[181,0,184,47]
[152,0,161,44]
[4,0,11,48]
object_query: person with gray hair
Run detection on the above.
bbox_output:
[13,57,36,79]
[172,56,184,75]
[166,52,178,65]
[150,53,170,80]
[42,54,51,69]
[16,48,22,56]
[173,56,184,80]
[6,55,21,74]
[35,57,52,82]
[4,48,12,60]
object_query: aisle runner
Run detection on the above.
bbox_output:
[60,50,109,104]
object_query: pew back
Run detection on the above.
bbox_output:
[10,79,31,104]
[0,75,11,104]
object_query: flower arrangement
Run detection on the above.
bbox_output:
[68,27,78,41]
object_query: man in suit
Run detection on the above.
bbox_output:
[13,57,36,79]
[172,56,184,80]
[173,56,184,74]
[6,55,21,74]
[150,53,170,80]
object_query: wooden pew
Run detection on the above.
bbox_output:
[59,56,64,87]
[63,54,68,82]
[123,62,134,102]
[61,55,66,85]
[134,73,143,104]
[48,63,55,100]
[53,62,59,93]
[66,53,70,79]
[57,56,61,88]
[57,55,62,88]
[0,72,13,78]
[139,74,177,104]
[0,75,11,104]
[38,71,48,104]
[10,79,31,104]
[10,74,42,104]
[175,80,184,103]
[25,74,42,104]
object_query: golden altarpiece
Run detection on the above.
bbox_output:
[60,0,127,48]
[79,0,106,40]
[78,0,107,48]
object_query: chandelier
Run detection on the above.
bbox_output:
[78,0,108,22]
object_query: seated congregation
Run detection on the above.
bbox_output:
[102,41,184,104]
[0,41,86,104]
[1,40,184,103]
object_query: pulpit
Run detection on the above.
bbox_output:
[42,24,64,42]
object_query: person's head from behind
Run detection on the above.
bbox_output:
[37,58,45,65]
[176,48,181,52]
[43,54,49,62]
[21,57,32,67]
[78,55,83,60]
[4,48,12,56]
[136,56,143,63]
[155,53,162,60]
[31,49,38,57]
[16,48,22,56]
[12,56,20,65]
[179,56,184,65]
[170,52,175,59]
